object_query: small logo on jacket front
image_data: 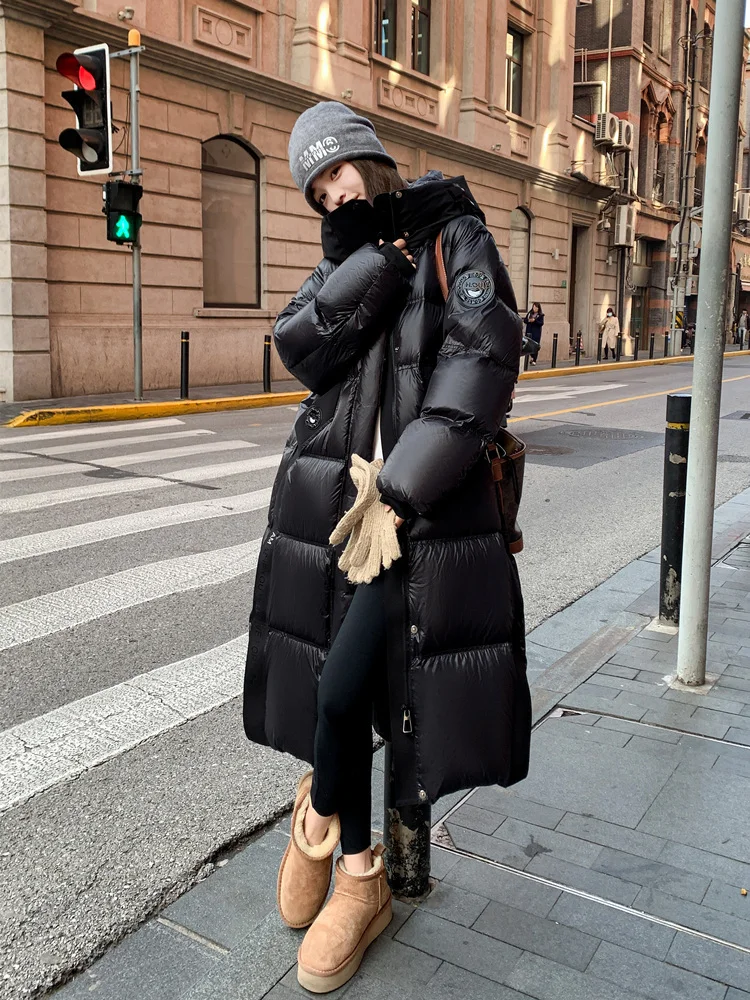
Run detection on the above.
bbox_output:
[299,137,341,173]
[454,270,495,308]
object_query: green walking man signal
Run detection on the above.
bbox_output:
[103,180,143,245]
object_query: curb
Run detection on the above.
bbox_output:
[518,347,750,380]
[4,350,750,428]
[3,391,309,428]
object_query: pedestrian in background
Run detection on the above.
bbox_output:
[737,309,748,347]
[599,307,620,360]
[243,101,531,995]
[524,301,544,365]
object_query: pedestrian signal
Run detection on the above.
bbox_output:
[103,181,142,245]
[57,43,113,175]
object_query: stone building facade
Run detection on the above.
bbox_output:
[575,0,750,352]
[6,0,740,401]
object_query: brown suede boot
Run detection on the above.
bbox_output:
[277,770,341,929]
[296,843,393,994]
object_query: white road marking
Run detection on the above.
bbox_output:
[0,440,258,484]
[0,635,249,811]
[0,539,262,651]
[514,383,628,404]
[0,418,186,445]
[0,489,272,564]
[0,428,214,461]
[0,454,282,514]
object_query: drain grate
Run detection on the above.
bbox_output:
[560,428,646,441]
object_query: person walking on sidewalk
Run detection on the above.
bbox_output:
[737,309,748,347]
[243,101,531,994]
[524,301,544,365]
[599,307,620,360]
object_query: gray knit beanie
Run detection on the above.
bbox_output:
[289,101,398,213]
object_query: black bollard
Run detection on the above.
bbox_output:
[633,334,639,362]
[664,332,670,358]
[616,333,623,362]
[649,332,655,359]
[575,333,582,366]
[659,394,692,624]
[383,743,431,900]
[180,330,190,400]
[597,331,603,363]
[263,333,272,393]
[551,333,558,369]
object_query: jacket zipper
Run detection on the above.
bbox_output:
[401,536,415,736]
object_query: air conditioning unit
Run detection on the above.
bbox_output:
[738,192,750,221]
[616,119,635,150]
[614,204,636,246]
[595,111,619,147]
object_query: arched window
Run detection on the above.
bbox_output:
[201,136,260,308]
[695,137,706,208]
[654,113,669,203]
[637,101,651,200]
[509,208,531,313]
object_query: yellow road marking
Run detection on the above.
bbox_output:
[508,374,750,425]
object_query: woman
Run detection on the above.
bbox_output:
[600,307,620,360]
[524,301,544,365]
[243,101,530,994]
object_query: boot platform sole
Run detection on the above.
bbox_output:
[296,898,393,994]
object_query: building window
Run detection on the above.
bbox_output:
[375,0,398,60]
[644,0,654,48]
[201,137,260,308]
[509,207,531,313]
[637,101,651,200]
[506,28,524,117]
[411,0,430,74]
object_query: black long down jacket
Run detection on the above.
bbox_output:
[243,174,531,807]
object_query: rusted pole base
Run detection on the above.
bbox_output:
[383,743,432,902]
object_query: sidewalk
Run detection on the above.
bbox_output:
[51,488,750,1000]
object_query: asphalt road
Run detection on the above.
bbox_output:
[2,357,750,998]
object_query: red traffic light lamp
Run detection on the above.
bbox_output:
[56,43,112,176]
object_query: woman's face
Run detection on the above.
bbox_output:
[310,161,367,211]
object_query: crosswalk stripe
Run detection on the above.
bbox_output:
[0,454,282,514]
[0,489,273,564]
[0,417,186,445]
[0,428,214,461]
[0,635,248,811]
[0,540,262,651]
[0,440,258,484]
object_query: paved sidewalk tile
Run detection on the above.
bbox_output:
[395,909,522,982]
[547,893,675,960]
[53,921,222,1000]
[442,857,562,917]
[473,899,600,971]
[588,939,727,1000]
[505,951,646,1000]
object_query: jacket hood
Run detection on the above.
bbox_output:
[321,173,485,263]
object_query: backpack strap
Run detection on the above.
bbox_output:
[435,231,449,302]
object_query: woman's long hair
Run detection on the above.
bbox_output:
[531,301,542,314]
[355,159,407,201]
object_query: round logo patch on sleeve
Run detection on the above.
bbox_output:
[454,270,495,308]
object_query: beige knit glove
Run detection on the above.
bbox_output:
[329,455,402,585]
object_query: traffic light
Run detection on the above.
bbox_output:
[57,43,112,175]
[103,181,142,245]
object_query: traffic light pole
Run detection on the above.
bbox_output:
[111,31,144,400]
[130,42,143,400]
[675,0,745,686]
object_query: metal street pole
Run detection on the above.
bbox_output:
[676,0,745,686]
[130,32,143,401]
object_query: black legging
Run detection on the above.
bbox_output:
[311,574,386,855]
